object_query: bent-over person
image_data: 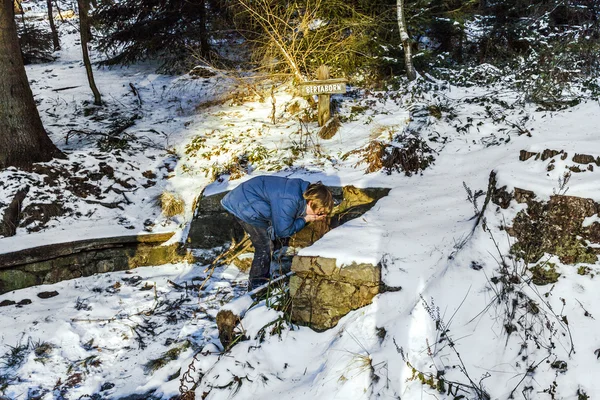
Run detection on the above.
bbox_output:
[221,176,333,291]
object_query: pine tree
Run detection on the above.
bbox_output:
[93,0,220,72]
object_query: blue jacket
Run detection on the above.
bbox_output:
[221,176,310,238]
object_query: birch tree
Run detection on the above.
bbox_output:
[397,0,417,81]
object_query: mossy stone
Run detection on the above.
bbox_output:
[509,194,600,265]
[0,269,39,293]
[553,237,597,264]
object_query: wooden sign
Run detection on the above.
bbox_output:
[298,78,347,97]
[298,66,347,127]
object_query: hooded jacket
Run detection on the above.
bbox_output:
[221,176,310,238]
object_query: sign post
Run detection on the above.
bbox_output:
[298,66,347,127]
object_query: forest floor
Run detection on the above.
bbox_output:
[2,8,600,400]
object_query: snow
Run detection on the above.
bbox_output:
[3,4,600,400]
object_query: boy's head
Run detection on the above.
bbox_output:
[303,182,333,215]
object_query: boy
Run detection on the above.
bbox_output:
[221,176,333,290]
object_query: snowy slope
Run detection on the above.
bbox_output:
[186,101,600,399]
[2,5,600,400]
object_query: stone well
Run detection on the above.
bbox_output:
[289,256,381,331]
[210,185,391,338]
[187,185,391,250]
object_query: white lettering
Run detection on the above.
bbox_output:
[301,82,346,95]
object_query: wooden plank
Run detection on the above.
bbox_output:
[298,78,347,97]
[297,78,348,86]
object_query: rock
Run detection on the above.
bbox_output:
[37,291,59,299]
[216,309,241,348]
[541,149,562,161]
[0,269,38,294]
[290,256,381,331]
[572,153,597,165]
[187,211,244,249]
[127,243,193,268]
[513,187,536,204]
[100,382,115,392]
[506,193,599,264]
[488,167,600,263]
[519,150,537,161]
[519,149,562,162]
[547,195,597,234]
[491,185,512,209]
[584,222,600,243]
[0,299,16,307]
[17,299,32,306]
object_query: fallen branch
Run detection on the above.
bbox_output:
[82,199,125,210]
[52,86,80,92]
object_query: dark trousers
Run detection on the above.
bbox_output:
[236,219,273,290]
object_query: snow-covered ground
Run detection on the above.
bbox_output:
[2,6,600,400]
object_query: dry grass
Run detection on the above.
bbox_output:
[287,100,302,116]
[232,253,254,272]
[359,140,386,173]
[157,191,185,217]
[369,125,397,140]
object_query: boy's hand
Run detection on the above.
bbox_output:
[305,214,327,222]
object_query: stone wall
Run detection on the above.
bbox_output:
[0,233,192,294]
[289,256,381,331]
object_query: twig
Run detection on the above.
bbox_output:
[82,199,125,210]
[129,83,143,105]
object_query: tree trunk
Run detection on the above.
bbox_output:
[0,0,63,170]
[47,0,60,51]
[77,0,101,106]
[396,0,417,81]
[198,0,210,60]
